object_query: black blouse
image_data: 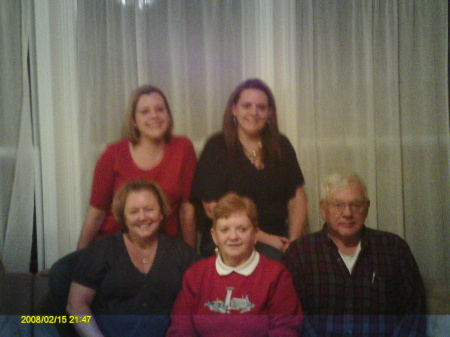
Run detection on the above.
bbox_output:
[192,133,304,236]
[73,232,199,315]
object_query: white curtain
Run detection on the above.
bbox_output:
[0,1,35,272]
[28,0,449,287]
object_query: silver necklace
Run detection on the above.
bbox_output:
[137,248,154,264]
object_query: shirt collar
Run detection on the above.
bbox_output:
[215,250,260,276]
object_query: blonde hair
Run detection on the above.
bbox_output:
[320,172,369,202]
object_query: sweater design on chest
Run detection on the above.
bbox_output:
[204,286,255,314]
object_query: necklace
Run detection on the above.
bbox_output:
[242,142,263,168]
[126,235,157,264]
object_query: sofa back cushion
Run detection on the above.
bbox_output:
[0,258,10,314]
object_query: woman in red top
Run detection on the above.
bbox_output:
[167,193,303,337]
[77,84,197,249]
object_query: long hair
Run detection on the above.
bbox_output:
[222,78,281,169]
[125,85,173,145]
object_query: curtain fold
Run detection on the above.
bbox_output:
[0,0,35,272]
[0,0,21,261]
[397,0,450,281]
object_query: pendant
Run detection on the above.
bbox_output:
[142,257,149,264]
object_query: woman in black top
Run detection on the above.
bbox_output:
[192,78,308,260]
[67,180,199,337]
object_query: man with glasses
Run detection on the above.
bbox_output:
[284,172,426,336]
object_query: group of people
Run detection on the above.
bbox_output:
[48,79,426,337]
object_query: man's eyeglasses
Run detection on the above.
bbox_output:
[327,199,369,213]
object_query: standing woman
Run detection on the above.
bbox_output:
[192,78,307,260]
[77,84,197,249]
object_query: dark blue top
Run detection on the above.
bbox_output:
[73,232,199,337]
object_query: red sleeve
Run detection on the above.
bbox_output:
[180,137,197,202]
[89,144,117,210]
[267,265,303,336]
[167,268,199,337]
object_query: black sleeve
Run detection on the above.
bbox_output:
[72,236,112,291]
[191,134,230,202]
[176,240,201,275]
[280,135,305,198]
[160,234,200,271]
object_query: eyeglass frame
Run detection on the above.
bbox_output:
[325,199,369,214]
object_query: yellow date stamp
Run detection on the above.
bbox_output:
[21,315,91,324]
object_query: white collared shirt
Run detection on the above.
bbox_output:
[215,250,260,276]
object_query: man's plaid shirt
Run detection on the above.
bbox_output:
[284,225,426,336]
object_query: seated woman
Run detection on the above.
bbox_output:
[167,193,303,337]
[66,180,199,337]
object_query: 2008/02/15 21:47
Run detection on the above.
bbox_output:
[21,315,91,324]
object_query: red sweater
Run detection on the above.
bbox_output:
[89,136,196,238]
[167,254,303,337]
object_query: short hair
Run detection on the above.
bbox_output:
[112,180,171,232]
[213,192,258,229]
[125,85,173,145]
[320,172,369,202]
[222,78,281,169]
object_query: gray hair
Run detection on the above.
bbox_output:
[320,172,369,201]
